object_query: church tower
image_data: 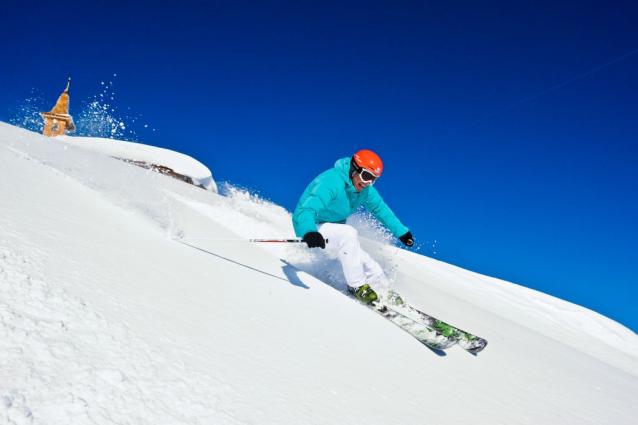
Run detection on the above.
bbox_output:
[41,78,76,137]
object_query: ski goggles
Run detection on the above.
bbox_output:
[358,169,379,184]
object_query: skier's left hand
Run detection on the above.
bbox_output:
[399,231,414,247]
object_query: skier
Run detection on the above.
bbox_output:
[292,150,414,304]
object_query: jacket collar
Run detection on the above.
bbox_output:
[334,157,355,190]
[334,157,369,195]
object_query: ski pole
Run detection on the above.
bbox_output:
[173,237,328,243]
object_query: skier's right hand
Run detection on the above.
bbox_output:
[303,231,326,249]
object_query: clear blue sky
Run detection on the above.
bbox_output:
[2,1,637,331]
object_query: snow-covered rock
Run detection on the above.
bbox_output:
[57,135,217,192]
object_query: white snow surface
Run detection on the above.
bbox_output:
[1,122,637,424]
[56,135,217,192]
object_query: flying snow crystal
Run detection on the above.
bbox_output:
[73,78,147,141]
[8,88,46,133]
[11,77,158,144]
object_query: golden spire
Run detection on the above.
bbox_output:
[47,77,71,115]
[40,78,75,136]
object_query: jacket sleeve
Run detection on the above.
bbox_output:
[363,187,409,238]
[294,179,338,237]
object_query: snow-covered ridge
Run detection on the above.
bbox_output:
[57,135,217,192]
[1,122,637,424]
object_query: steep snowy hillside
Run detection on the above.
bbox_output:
[1,122,637,424]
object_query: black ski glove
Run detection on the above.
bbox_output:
[303,231,326,249]
[399,231,414,247]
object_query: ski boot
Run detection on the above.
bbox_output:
[348,283,378,304]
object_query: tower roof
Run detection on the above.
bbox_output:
[45,78,72,116]
[40,78,75,133]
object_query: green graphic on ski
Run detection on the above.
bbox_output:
[384,303,488,353]
[349,295,458,351]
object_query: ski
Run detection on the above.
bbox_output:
[175,239,485,352]
[349,295,458,351]
[384,302,488,354]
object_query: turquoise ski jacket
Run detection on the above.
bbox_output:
[293,157,409,238]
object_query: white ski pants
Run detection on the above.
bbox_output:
[316,223,388,290]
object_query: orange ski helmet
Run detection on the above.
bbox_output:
[351,150,383,179]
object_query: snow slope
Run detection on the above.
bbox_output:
[1,122,637,424]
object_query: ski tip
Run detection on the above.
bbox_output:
[462,340,488,354]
